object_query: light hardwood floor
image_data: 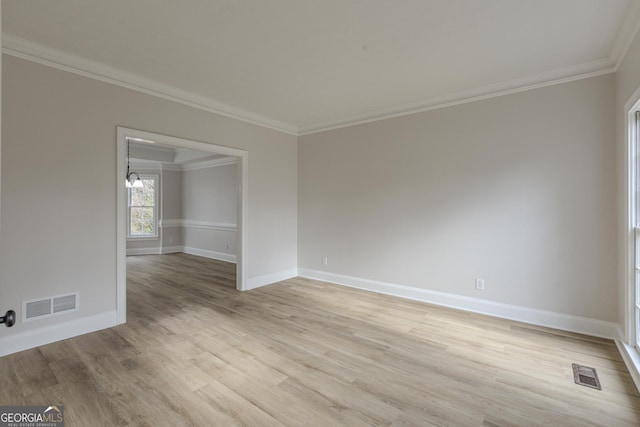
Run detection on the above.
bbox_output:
[1,253,639,426]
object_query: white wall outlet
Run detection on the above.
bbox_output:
[169,237,174,244]
[322,256,328,266]
[475,278,485,291]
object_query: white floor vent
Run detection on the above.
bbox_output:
[23,292,79,322]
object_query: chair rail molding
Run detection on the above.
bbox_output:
[160,219,237,232]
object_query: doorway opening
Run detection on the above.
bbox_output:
[116,127,248,325]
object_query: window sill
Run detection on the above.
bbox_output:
[617,340,640,393]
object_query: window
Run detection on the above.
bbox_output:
[635,111,640,350]
[127,175,158,238]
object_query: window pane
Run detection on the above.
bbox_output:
[636,231,640,269]
[127,176,157,237]
[142,221,154,234]
[636,309,640,348]
[637,150,640,227]
[131,207,144,222]
[133,189,145,206]
[143,192,154,206]
[142,207,153,220]
[636,270,640,306]
[131,222,143,235]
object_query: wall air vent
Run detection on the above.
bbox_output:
[53,294,77,313]
[25,299,51,319]
[23,293,79,322]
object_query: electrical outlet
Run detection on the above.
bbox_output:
[322,256,328,266]
[226,243,229,250]
[475,278,485,291]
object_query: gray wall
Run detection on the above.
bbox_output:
[161,168,183,248]
[163,169,183,222]
[182,163,237,256]
[183,164,236,224]
[0,54,297,342]
[299,74,617,322]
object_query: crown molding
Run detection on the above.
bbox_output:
[181,156,237,171]
[2,30,626,138]
[298,58,615,135]
[129,160,163,171]
[611,0,640,71]
[130,141,175,154]
[1,33,299,135]
[131,157,236,171]
[160,163,183,172]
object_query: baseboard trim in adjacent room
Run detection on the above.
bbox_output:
[126,247,162,256]
[126,246,236,262]
[298,269,619,339]
[0,310,117,357]
[246,268,298,291]
[182,246,237,263]
[161,245,183,254]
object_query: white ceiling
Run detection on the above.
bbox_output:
[3,0,638,134]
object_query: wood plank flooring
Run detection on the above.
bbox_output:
[1,253,639,426]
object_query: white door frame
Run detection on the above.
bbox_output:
[116,126,249,324]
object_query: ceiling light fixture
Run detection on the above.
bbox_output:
[126,139,144,188]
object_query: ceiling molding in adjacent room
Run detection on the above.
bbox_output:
[131,157,236,171]
[180,156,237,171]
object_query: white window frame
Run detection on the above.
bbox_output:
[633,110,640,351]
[127,174,159,239]
[621,95,640,393]
[628,102,640,350]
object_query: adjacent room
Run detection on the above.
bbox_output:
[124,138,239,270]
[1,1,640,425]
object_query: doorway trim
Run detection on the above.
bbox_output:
[116,127,248,324]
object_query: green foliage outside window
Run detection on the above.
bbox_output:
[129,178,156,237]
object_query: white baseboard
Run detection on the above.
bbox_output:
[298,269,619,339]
[127,247,161,256]
[616,340,640,393]
[0,310,117,357]
[127,246,235,261]
[182,246,237,263]
[161,245,182,254]
[246,268,298,291]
